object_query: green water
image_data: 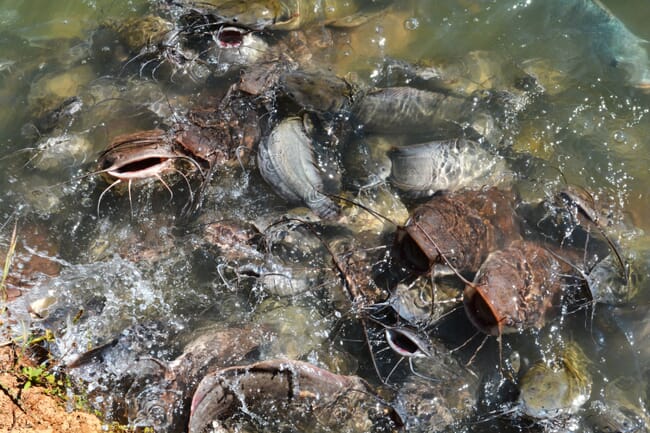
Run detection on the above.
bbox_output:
[1,0,650,432]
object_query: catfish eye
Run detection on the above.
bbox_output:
[100,157,114,171]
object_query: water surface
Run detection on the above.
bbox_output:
[1,1,649,432]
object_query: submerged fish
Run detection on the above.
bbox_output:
[180,0,392,30]
[523,0,650,89]
[575,0,650,89]
[518,342,592,420]
[456,0,650,89]
[587,377,650,433]
[393,337,478,433]
[388,138,507,198]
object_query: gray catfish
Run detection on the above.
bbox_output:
[257,116,340,218]
[389,137,507,198]
[352,87,472,135]
[573,0,650,89]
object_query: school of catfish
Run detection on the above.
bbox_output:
[2,0,650,432]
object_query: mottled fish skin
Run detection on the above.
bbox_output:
[182,0,391,30]
[572,0,650,88]
[464,240,566,336]
[188,359,401,433]
[175,0,282,30]
[517,342,592,420]
[395,187,522,275]
[280,68,352,114]
[352,87,471,135]
[257,117,340,218]
[389,138,505,198]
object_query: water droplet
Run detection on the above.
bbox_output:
[613,130,626,143]
[404,17,419,31]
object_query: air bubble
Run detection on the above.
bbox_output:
[404,17,419,31]
[613,130,626,143]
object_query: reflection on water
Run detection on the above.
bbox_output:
[1,0,650,432]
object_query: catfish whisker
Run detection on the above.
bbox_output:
[450,330,481,353]
[127,179,134,217]
[383,357,405,385]
[0,144,39,163]
[171,167,195,206]
[97,179,121,217]
[426,303,464,328]
[465,333,490,367]
[138,57,160,80]
[119,51,152,78]
[155,173,174,204]
[463,403,519,426]
[151,57,169,82]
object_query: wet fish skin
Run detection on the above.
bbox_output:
[464,240,567,336]
[389,137,505,198]
[352,87,473,135]
[395,188,521,275]
[574,0,650,88]
[189,359,401,433]
[174,0,283,30]
[280,68,353,115]
[257,116,340,218]
[341,134,394,189]
[517,342,592,420]
[181,0,391,30]
[66,324,267,432]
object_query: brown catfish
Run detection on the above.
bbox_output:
[463,240,572,336]
[189,358,402,433]
[395,187,522,275]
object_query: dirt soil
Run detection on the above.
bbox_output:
[0,345,104,433]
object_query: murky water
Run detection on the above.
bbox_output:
[1,1,650,432]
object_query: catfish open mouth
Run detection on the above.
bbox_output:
[104,155,176,181]
[97,130,183,182]
[463,283,500,336]
[94,129,205,216]
[214,26,247,48]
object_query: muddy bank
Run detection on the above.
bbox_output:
[0,345,104,433]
